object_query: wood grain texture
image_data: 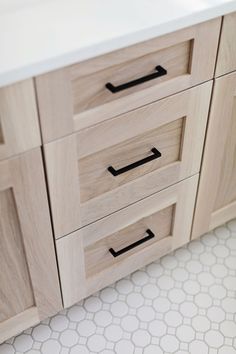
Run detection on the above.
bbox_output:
[79,119,183,203]
[72,41,191,116]
[85,206,174,277]
[44,135,81,237]
[0,307,39,344]
[35,70,74,142]
[35,18,220,141]
[56,235,86,308]
[192,72,236,239]
[210,200,236,231]
[0,149,62,342]
[57,175,198,307]
[216,12,236,76]
[0,188,34,322]
[86,237,173,297]
[213,96,236,211]
[45,82,211,237]
[0,79,41,160]
[80,162,181,228]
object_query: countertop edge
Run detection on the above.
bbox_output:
[1,2,236,88]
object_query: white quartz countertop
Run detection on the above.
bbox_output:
[1,0,236,88]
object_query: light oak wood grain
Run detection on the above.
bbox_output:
[85,205,174,277]
[192,71,236,239]
[45,82,211,237]
[57,175,198,307]
[72,41,190,117]
[35,18,220,142]
[35,69,74,141]
[0,149,62,343]
[0,188,34,322]
[44,135,81,237]
[0,308,39,344]
[0,79,41,160]
[216,12,236,76]
[210,200,236,230]
[56,235,86,308]
[80,162,181,229]
[79,119,183,203]
[0,14,226,342]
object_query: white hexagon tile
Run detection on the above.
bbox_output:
[1,219,236,354]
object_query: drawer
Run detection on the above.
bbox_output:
[0,80,41,160]
[36,18,220,143]
[45,82,211,238]
[57,175,198,307]
[216,12,236,76]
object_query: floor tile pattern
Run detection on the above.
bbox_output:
[1,219,236,354]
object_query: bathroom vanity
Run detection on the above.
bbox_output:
[0,1,236,342]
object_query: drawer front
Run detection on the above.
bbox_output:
[36,18,220,142]
[0,80,41,160]
[45,82,211,238]
[57,175,198,307]
[216,12,236,77]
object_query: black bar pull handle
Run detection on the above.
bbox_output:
[105,65,167,93]
[108,147,161,177]
[109,229,155,258]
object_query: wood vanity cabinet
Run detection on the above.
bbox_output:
[2,12,236,341]
[192,71,236,238]
[36,17,221,307]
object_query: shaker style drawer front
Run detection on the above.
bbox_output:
[57,175,198,308]
[45,82,212,238]
[0,80,41,160]
[36,18,221,142]
[216,12,236,77]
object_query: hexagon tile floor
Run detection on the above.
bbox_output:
[1,219,236,354]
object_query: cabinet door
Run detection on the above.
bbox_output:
[192,72,236,239]
[0,149,62,343]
